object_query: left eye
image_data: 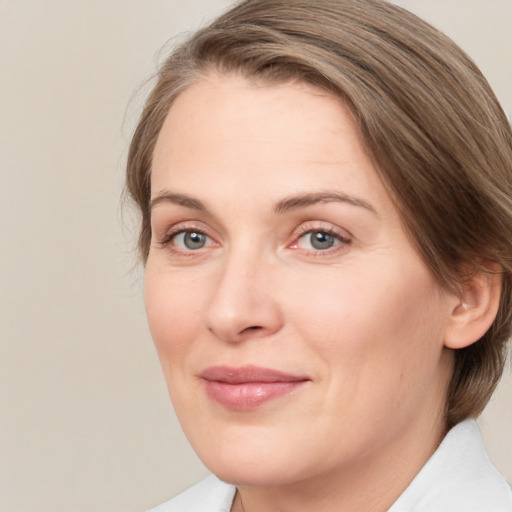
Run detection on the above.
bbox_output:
[297,231,342,251]
[172,230,212,250]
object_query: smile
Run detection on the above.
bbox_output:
[199,365,310,410]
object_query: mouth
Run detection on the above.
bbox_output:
[199,365,310,410]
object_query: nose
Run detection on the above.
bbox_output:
[204,252,284,343]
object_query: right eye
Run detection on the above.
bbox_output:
[170,230,214,251]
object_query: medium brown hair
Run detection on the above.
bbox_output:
[126,0,512,427]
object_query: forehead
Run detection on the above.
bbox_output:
[151,73,392,214]
[153,73,353,161]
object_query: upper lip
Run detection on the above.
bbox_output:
[199,365,310,384]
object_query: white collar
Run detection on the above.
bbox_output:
[388,419,512,511]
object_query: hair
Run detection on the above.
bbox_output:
[126,0,512,427]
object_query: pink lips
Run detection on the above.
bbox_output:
[199,365,310,410]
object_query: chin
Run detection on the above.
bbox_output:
[189,427,328,488]
[207,459,304,488]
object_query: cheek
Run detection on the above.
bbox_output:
[143,267,205,363]
[284,261,448,378]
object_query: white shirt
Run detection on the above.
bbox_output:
[148,419,512,511]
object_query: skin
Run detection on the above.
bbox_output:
[144,74,489,512]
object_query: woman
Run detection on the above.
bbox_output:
[126,0,512,510]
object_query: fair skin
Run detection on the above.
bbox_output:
[145,73,499,512]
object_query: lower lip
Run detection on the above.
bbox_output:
[202,380,307,410]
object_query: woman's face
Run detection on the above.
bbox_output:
[145,74,457,487]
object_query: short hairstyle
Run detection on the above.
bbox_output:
[126,0,512,427]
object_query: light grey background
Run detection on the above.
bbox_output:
[0,1,510,511]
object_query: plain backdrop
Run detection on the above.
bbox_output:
[0,1,510,511]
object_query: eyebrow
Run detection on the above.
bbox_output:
[273,192,378,216]
[150,192,207,211]
[149,190,378,216]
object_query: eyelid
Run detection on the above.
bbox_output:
[290,221,351,243]
[155,220,217,249]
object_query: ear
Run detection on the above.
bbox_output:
[444,264,502,350]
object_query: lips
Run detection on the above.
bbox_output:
[199,365,310,410]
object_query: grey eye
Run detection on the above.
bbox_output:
[184,231,207,249]
[308,231,336,250]
[174,231,209,250]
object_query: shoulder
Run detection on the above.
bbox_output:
[147,475,236,512]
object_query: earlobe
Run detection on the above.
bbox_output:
[444,265,502,350]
